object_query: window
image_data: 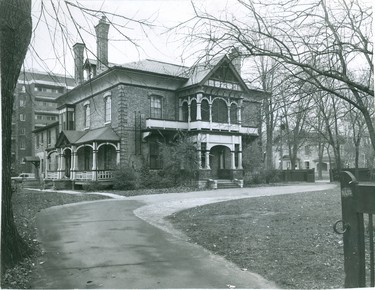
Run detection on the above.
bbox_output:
[20,128,25,135]
[104,95,112,123]
[35,115,43,120]
[20,138,26,150]
[20,99,25,107]
[41,132,44,144]
[150,95,162,119]
[20,114,26,121]
[36,134,39,148]
[47,130,51,145]
[201,99,210,121]
[84,104,90,128]
[212,99,228,123]
[230,103,238,124]
[21,85,26,93]
[181,102,188,121]
[190,100,197,121]
[149,142,162,169]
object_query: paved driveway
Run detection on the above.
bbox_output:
[32,183,337,289]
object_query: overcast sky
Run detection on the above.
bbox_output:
[24,0,240,77]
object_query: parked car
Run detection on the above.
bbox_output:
[11,173,36,182]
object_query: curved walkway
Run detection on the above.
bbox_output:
[32,182,337,289]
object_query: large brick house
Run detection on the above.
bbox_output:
[38,17,266,188]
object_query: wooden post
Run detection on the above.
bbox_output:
[340,171,366,288]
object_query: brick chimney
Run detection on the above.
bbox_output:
[95,16,110,74]
[228,47,242,76]
[73,43,85,85]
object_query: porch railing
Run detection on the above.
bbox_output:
[337,171,375,288]
[75,171,93,180]
[97,170,113,180]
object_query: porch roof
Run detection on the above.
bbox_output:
[76,127,120,144]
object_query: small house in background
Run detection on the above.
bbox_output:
[36,17,267,188]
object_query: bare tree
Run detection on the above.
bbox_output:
[1,0,33,271]
[180,0,374,150]
[2,0,154,273]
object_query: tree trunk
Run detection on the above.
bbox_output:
[0,0,32,272]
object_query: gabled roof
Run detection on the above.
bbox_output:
[182,56,223,87]
[180,55,251,93]
[55,127,120,148]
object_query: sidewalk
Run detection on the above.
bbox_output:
[32,183,337,288]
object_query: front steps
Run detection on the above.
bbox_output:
[208,179,243,189]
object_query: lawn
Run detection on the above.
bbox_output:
[167,187,345,289]
[3,186,345,289]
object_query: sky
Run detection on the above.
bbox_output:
[24,0,240,77]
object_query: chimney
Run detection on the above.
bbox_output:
[228,47,242,76]
[73,43,85,85]
[95,16,110,74]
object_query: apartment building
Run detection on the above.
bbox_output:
[12,71,74,175]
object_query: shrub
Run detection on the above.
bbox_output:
[112,165,139,190]
[82,181,112,191]
[244,169,281,186]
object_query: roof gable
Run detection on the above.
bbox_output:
[181,55,250,93]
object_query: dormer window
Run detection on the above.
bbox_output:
[150,95,162,119]
[104,93,111,123]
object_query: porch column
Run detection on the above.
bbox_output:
[71,145,77,180]
[196,93,202,121]
[209,103,212,130]
[238,142,243,169]
[238,99,242,125]
[116,143,121,165]
[45,154,48,178]
[58,149,64,179]
[231,151,236,169]
[92,142,97,181]
[228,105,231,125]
[205,150,211,169]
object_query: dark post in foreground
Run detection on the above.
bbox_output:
[337,171,374,288]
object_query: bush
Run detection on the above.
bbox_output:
[82,181,112,191]
[244,169,280,186]
[112,165,139,190]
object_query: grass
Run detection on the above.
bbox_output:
[167,187,345,289]
[3,185,345,289]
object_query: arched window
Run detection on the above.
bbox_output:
[190,100,197,121]
[201,99,210,121]
[181,102,188,121]
[104,95,111,123]
[212,99,228,123]
[230,103,238,124]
